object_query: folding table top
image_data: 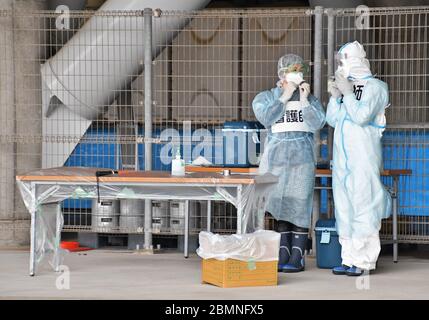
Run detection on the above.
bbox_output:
[16,166,411,185]
[16,167,278,185]
[185,166,412,177]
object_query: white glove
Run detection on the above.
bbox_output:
[279,81,298,104]
[328,79,341,98]
[299,82,310,104]
[335,71,353,95]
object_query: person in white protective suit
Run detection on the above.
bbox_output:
[326,41,392,276]
[253,54,325,273]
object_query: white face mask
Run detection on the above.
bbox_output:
[336,63,351,78]
[284,72,304,85]
[336,57,371,80]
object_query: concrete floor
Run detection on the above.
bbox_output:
[1,248,429,300]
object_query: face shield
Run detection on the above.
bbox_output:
[335,50,351,77]
[335,51,347,67]
[277,63,307,80]
[335,41,372,79]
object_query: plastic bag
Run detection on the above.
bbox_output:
[196,230,280,262]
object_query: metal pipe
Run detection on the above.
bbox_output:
[207,200,211,232]
[29,183,36,276]
[144,8,153,251]
[54,203,62,272]
[184,200,190,258]
[312,5,323,255]
[392,177,399,263]
[326,9,335,79]
[236,185,243,234]
[313,6,323,102]
[327,8,335,161]
[326,8,335,218]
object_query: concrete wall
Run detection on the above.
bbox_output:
[0,0,16,246]
[0,0,47,247]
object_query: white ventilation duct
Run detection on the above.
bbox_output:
[41,0,211,168]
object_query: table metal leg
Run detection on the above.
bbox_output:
[327,177,334,219]
[311,181,321,256]
[184,200,189,258]
[29,209,36,276]
[392,177,399,263]
[55,203,62,272]
[29,183,36,276]
[144,199,152,251]
[207,200,211,232]
[236,185,243,234]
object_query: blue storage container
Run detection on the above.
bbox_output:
[319,127,329,215]
[222,121,264,167]
[63,125,119,209]
[318,129,429,218]
[315,219,342,269]
[382,130,429,217]
[144,127,219,170]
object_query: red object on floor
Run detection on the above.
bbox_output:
[60,241,93,252]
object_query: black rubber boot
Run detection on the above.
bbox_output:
[282,230,308,273]
[275,219,293,272]
[278,231,292,271]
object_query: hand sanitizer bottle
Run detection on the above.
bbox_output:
[171,148,185,176]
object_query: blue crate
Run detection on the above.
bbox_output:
[63,126,118,209]
[319,128,329,214]
[222,121,264,167]
[64,124,428,218]
[139,127,220,171]
[382,130,429,216]
[318,129,428,217]
[64,125,221,209]
[64,126,118,169]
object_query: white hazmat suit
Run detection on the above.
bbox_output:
[327,41,392,272]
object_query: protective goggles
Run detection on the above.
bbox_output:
[277,62,308,80]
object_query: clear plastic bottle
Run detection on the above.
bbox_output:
[171,149,185,176]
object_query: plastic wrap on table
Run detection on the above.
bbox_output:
[196,230,280,262]
[16,167,277,272]
[34,203,67,272]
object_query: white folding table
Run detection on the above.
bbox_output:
[16,167,278,276]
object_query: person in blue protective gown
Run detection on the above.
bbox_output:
[252,54,325,273]
[326,41,392,276]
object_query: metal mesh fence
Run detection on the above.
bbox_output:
[1,7,428,244]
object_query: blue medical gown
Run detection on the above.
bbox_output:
[252,87,325,228]
[326,78,392,239]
